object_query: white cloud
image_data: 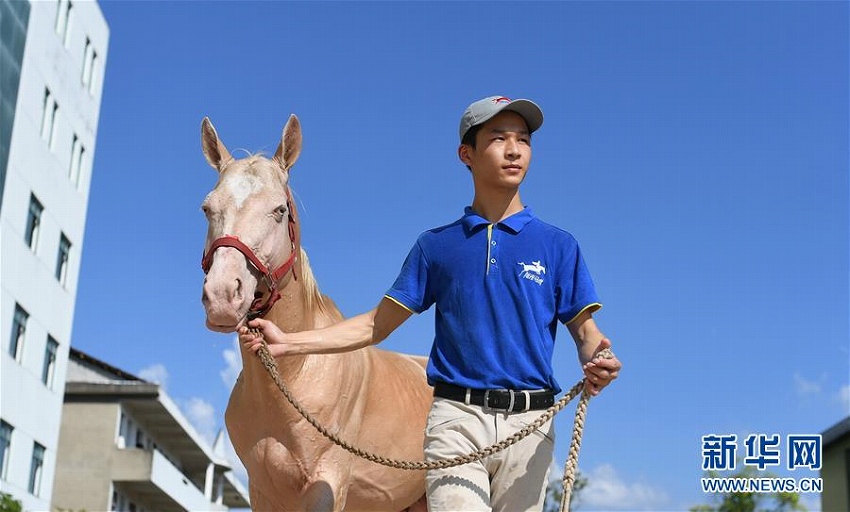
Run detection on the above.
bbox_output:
[183,397,217,444]
[221,336,242,388]
[578,463,670,511]
[138,363,169,389]
[793,372,821,395]
[837,384,850,413]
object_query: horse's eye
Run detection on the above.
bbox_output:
[274,205,287,221]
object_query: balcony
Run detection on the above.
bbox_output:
[112,447,227,512]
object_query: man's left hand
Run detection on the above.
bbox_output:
[582,338,620,396]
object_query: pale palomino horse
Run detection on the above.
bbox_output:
[199,115,431,511]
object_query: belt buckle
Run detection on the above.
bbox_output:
[484,389,515,412]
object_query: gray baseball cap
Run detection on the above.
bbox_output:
[459,96,544,142]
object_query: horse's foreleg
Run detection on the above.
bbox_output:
[249,480,343,512]
[302,479,343,512]
[249,484,280,512]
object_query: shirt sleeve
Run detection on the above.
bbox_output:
[557,242,602,325]
[385,238,433,314]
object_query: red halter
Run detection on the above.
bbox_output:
[201,187,299,319]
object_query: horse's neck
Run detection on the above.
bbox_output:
[267,278,312,333]
[242,274,336,380]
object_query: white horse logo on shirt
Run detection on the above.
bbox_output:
[519,261,546,275]
[518,261,546,284]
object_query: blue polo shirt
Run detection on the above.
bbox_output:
[386,207,601,393]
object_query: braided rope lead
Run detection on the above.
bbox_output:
[255,339,613,511]
[561,387,590,511]
[560,348,615,511]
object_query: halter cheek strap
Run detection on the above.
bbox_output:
[200,188,299,318]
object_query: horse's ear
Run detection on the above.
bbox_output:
[274,114,302,172]
[201,117,233,172]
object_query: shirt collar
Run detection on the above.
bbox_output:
[461,206,535,234]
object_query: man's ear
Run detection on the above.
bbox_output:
[458,144,472,167]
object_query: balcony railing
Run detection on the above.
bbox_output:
[113,448,226,511]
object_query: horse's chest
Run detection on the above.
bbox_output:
[225,380,338,485]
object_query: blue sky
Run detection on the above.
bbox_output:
[71,2,848,510]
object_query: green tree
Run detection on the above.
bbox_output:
[0,492,23,512]
[544,471,588,511]
[690,466,806,512]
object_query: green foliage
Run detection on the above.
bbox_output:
[544,471,588,511]
[689,466,806,512]
[0,493,23,512]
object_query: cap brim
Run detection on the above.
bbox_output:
[500,99,544,133]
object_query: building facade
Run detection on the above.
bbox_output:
[0,1,108,509]
[53,348,249,511]
[821,416,850,512]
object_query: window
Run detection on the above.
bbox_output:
[82,38,97,94]
[25,194,43,251]
[117,411,130,448]
[0,421,12,481]
[111,489,145,512]
[69,134,84,186]
[40,88,58,149]
[28,442,44,495]
[40,88,51,139]
[118,411,141,449]
[55,0,72,47]
[135,428,147,449]
[56,234,71,285]
[42,337,59,387]
[117,410,153,451]
[9,304,28,362]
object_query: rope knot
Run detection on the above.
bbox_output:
[597,347,615,360]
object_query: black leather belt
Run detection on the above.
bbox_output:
[433,382,555,413]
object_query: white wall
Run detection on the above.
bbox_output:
[0,1,109,509]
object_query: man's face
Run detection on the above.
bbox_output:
[460,111,532,192]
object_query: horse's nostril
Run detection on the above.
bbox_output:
[234,278,243,301]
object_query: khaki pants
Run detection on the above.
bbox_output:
[424,397,555,512]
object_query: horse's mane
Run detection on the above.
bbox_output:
[298,247,343,323]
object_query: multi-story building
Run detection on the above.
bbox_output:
[821,416,849,512]
[53,348,249,511]
[0,0,108,509]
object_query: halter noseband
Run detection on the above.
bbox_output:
[201,187,299,319]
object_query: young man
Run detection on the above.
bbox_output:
[239,96,621,511]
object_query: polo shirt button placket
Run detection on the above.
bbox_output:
[485,223,502,276]
[488,229,499,274]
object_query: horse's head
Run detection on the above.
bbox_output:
[199,116,302,332]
